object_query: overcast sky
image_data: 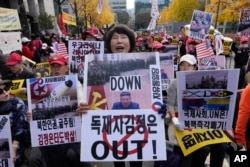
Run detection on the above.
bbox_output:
[127,0,135,9]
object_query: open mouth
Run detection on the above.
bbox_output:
[115,46,125,52]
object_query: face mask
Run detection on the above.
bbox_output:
[242,44,248,48]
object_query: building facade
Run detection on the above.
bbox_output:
[109,0,127,12]
[0,0,56,37]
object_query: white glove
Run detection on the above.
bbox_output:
[172,117,184,131]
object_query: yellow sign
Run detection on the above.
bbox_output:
[35,62,50,78]
[222,37,233,56]
[9,79,27,100]
[175,128,232,156]
[62,11,76,26]
[0,7,21,30]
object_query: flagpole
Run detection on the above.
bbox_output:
[214,0,221,29]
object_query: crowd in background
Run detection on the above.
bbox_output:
[0,23,250,167]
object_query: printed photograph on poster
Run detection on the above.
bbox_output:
[237,9,250,37]
[84,52,161,110]
[160,52,175,102]
[177,69,239,130]
[163,45,178,65]
[68,40,104,84]
[28,75,78,120]
[27,75,82,147]
[198,55,226,70]
[81,52,166,162]
[189,10,212,40]
[0,116,14,167]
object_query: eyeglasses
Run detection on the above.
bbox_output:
[0,87,9,95]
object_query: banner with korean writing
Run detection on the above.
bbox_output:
[189,10,212,40]
[0,32,21,54]
[175,129,232,156]
[237,9,250,37]
[0,115,14,167]
[27,75,81,147]
[0,7,21,31]
[68,40,104,84]
[81,52,166,161]
[177,69,240,130]
[198,55,226,70]
[62,11,76,26]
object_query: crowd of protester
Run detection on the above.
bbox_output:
[0,23,250,167]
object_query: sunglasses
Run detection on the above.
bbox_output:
[0,87,9,95]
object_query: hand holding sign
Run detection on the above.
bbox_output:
[172,117,184,131]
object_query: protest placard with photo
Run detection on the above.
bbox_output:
[160,52,175,103]
[27,74,81,147]
[68,40,104,84]
[81,52,166,161]
[0,115,14,167]
[237,9,250,37]
[189,10,213,40]
[177,69,239,130]
[198,55,226,70]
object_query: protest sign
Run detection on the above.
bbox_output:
[0,115,14,167]
[221,36,233,56]
[177,69,240,130]
[81,52,166,161]
[68,40,104,84]
[27,75,81,147]
[189,10,212,40]
[0,32,21,54]
[8,79,26,100]
[159,52,175,102]
[0,7,21,31]
[198,55,226,70]
[175,129,232,156]
[237,9,250,37]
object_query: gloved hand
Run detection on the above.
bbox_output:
[172,117,184,131]
[158,103,167,118]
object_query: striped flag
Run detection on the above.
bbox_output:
[196,38,215,59]
[57,42,68,57]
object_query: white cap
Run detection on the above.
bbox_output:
[42,43,48,49]
[179,54,197,65]
[21,37,31,43]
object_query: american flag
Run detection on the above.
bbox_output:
[196,38,214,59]
[57,42,68,57]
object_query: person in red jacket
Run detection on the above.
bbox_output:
[234,72,250,150]
[21,37,36,60]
